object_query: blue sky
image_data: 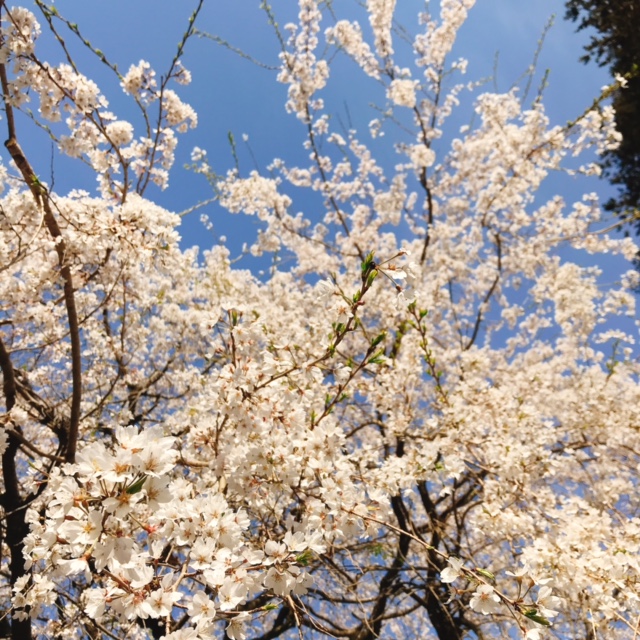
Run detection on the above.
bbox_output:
[11,1,623,269]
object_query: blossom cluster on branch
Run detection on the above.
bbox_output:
[0,1,639,639]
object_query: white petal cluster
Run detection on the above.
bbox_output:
[416,0,475,71]
[121,60,157,98]
[387,78,418,108]
[2,2,640,639]
[469,585,501,615]
[325,20,380,79]
[277,0,329,120]
[367,0,397,57]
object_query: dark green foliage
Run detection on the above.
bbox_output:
[565,1,640,229]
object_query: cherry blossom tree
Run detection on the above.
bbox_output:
[0,1,638,639]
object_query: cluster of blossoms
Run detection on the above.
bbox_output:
[0,9,196,197]
[277,0,329,119]
[325,20,380,79]
[121,60,158,100]
[18,425,328,636]
[415,0,476,74]
[0,1,639,640]
[387,78,419,108]
[367,0,397,57]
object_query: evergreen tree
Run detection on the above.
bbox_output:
[565,0,640,229]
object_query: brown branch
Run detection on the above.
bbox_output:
[464,233,502,351]
[136,0,205,195]
[0,335,20,502]
[0,332,32,640]
[0,59,82,464]
[417,75,442,265]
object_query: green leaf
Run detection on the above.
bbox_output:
[126,476,147,495]
[523,609,551,626]
[296,550,313,566]
[361,251,375,274]
[474,568,495,581]
[370,332,386,348]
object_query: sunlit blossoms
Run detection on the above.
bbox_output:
[0,1,639,640]
[387,78,418,108]
[469,585,501,615]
